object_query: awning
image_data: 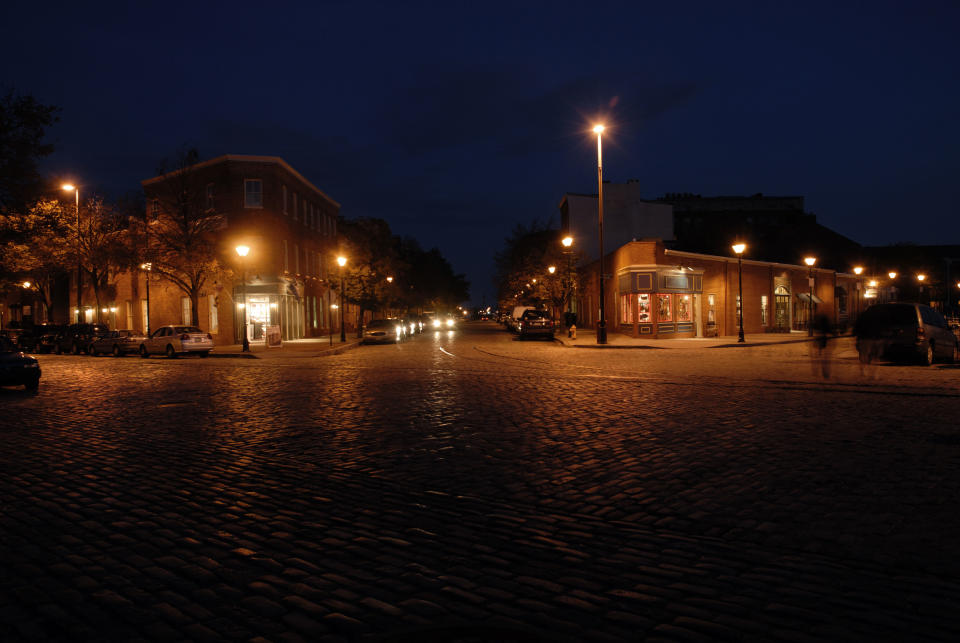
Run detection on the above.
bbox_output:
[796,292,823,304]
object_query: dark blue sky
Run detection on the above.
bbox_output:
[4,1,958,306]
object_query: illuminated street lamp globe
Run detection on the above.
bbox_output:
[888,271,897,279]
[548,266,556,274]
[853,266,863,276]
[562,236,573,248]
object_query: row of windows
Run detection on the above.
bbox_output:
[280,240,332,279]
[278,183,336,236]
[619,293,772,326]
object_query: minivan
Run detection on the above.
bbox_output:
[854,302,959,365]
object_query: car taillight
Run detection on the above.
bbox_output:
[916,327,925,341]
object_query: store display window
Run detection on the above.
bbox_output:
[638,293,651,322]
[677,295,692,322]
[657,294,672,321]
[620,294,633,324]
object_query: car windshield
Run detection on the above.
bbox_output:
[175,326,203,334]
[522,310,547,319]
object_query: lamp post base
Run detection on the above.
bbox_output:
[241,325,250,352]
[597,321,607,344]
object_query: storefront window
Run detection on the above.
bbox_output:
[761,295,769,326]
[677,295,691,322]
[657,294,672,321]
[707,294,716,324]
[638,294,651,322]
[620,294,633,324]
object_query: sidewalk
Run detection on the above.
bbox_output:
[209,335,362,359]
[555,327,824,349]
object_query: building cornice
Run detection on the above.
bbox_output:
[142,154,340,208]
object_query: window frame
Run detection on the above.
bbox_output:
[244,179,263,209]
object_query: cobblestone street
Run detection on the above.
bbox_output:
[2,322,960,641]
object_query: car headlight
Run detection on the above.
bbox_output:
[433,319,441,328]
[446,319,454,328]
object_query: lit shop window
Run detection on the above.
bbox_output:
[761,295,769,326]
[657,294,672,321]
[676,294,692,322]
[638,293,651,322]
[707,294,716,324]
[620,294,633,324]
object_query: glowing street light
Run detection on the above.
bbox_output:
[804,256,817,336]
[853,266,864,317]
[562,236,573,248]
[337,255,347,342]
[548,266,556,274]
[386,276,393,283]
[593,124,607,344]
[236,245,250,352]
[62,183,81,321]
[732,243,746,343]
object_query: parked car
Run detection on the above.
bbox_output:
[854,302,959,365]
[0,336,41,391]
[401,316,423,334]
[33,323,68,353]
[506,306,535,332]
[139,325,214,358]
[54,323,111,355]
[362,319,407,344]
[89,329,148,357]
[517,309,555,340]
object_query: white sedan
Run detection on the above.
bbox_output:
[139,325,214,358]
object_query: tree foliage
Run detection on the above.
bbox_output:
[494,222,583,317]
[0,91,59,215]
[145,149,227,326]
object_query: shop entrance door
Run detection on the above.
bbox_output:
[248,297,270,341]
[774,286,790,330]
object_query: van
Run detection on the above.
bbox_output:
[854,302,959,365]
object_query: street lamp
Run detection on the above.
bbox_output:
[561,236,574,325]
[593,124,607,344]
[139,262,152,335]
[62,183,81,321]
[804,256,817,336]
[732,243,746,343]
[236,245,250,352]
[548,266,556,274]
[917,273,926,304]
[853,266,864,318]
[337,255,347,342]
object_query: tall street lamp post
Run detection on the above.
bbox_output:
[917,273,926,304]
[236,245,250,352]
[887,271,898,304]
[593,124,607,344]
[62,184,81,322]
[853,266,864,319]
[562,236,574,327]
[732,243,746,343]
[337,255,347,342]
[139,262,152,336]
[804,256,817,336]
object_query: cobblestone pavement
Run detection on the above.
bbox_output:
[2,322,960,641]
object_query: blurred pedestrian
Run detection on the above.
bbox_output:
[854,314,880,379]
[810,313,833,378]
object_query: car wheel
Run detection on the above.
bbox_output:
[139,345,149,358]
[165,344,177,359]
[922,342,935,366]
[113,345,122,357]
[88,345,97,356]
[199,351,209,358]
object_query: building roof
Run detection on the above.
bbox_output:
[142,154,340,208]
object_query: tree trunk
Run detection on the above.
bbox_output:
[191,291,200,327]
[356,306,365,338]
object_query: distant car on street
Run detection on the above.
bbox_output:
[139,325,214,358]
[517,309,555,340]
[0,336,41,391]
[855,302,959,365]
[362,319,406,344]
[88,329,148,357]
[33,323,68,353]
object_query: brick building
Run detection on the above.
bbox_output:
[576,239,860,338]
[61,155,346,345]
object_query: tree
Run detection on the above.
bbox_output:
[0,91,59,215]
[79,197,135,323]
[337,217,402,335]
[401,239,469,313]
[0,199,73,319]
[494,222,583,320]
[146,149,226,327]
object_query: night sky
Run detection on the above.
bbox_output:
[4,1,958,306]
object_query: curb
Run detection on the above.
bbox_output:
[208,340,363,359]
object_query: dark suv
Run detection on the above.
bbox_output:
[854,302,959,365]
[54,323,111,355]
